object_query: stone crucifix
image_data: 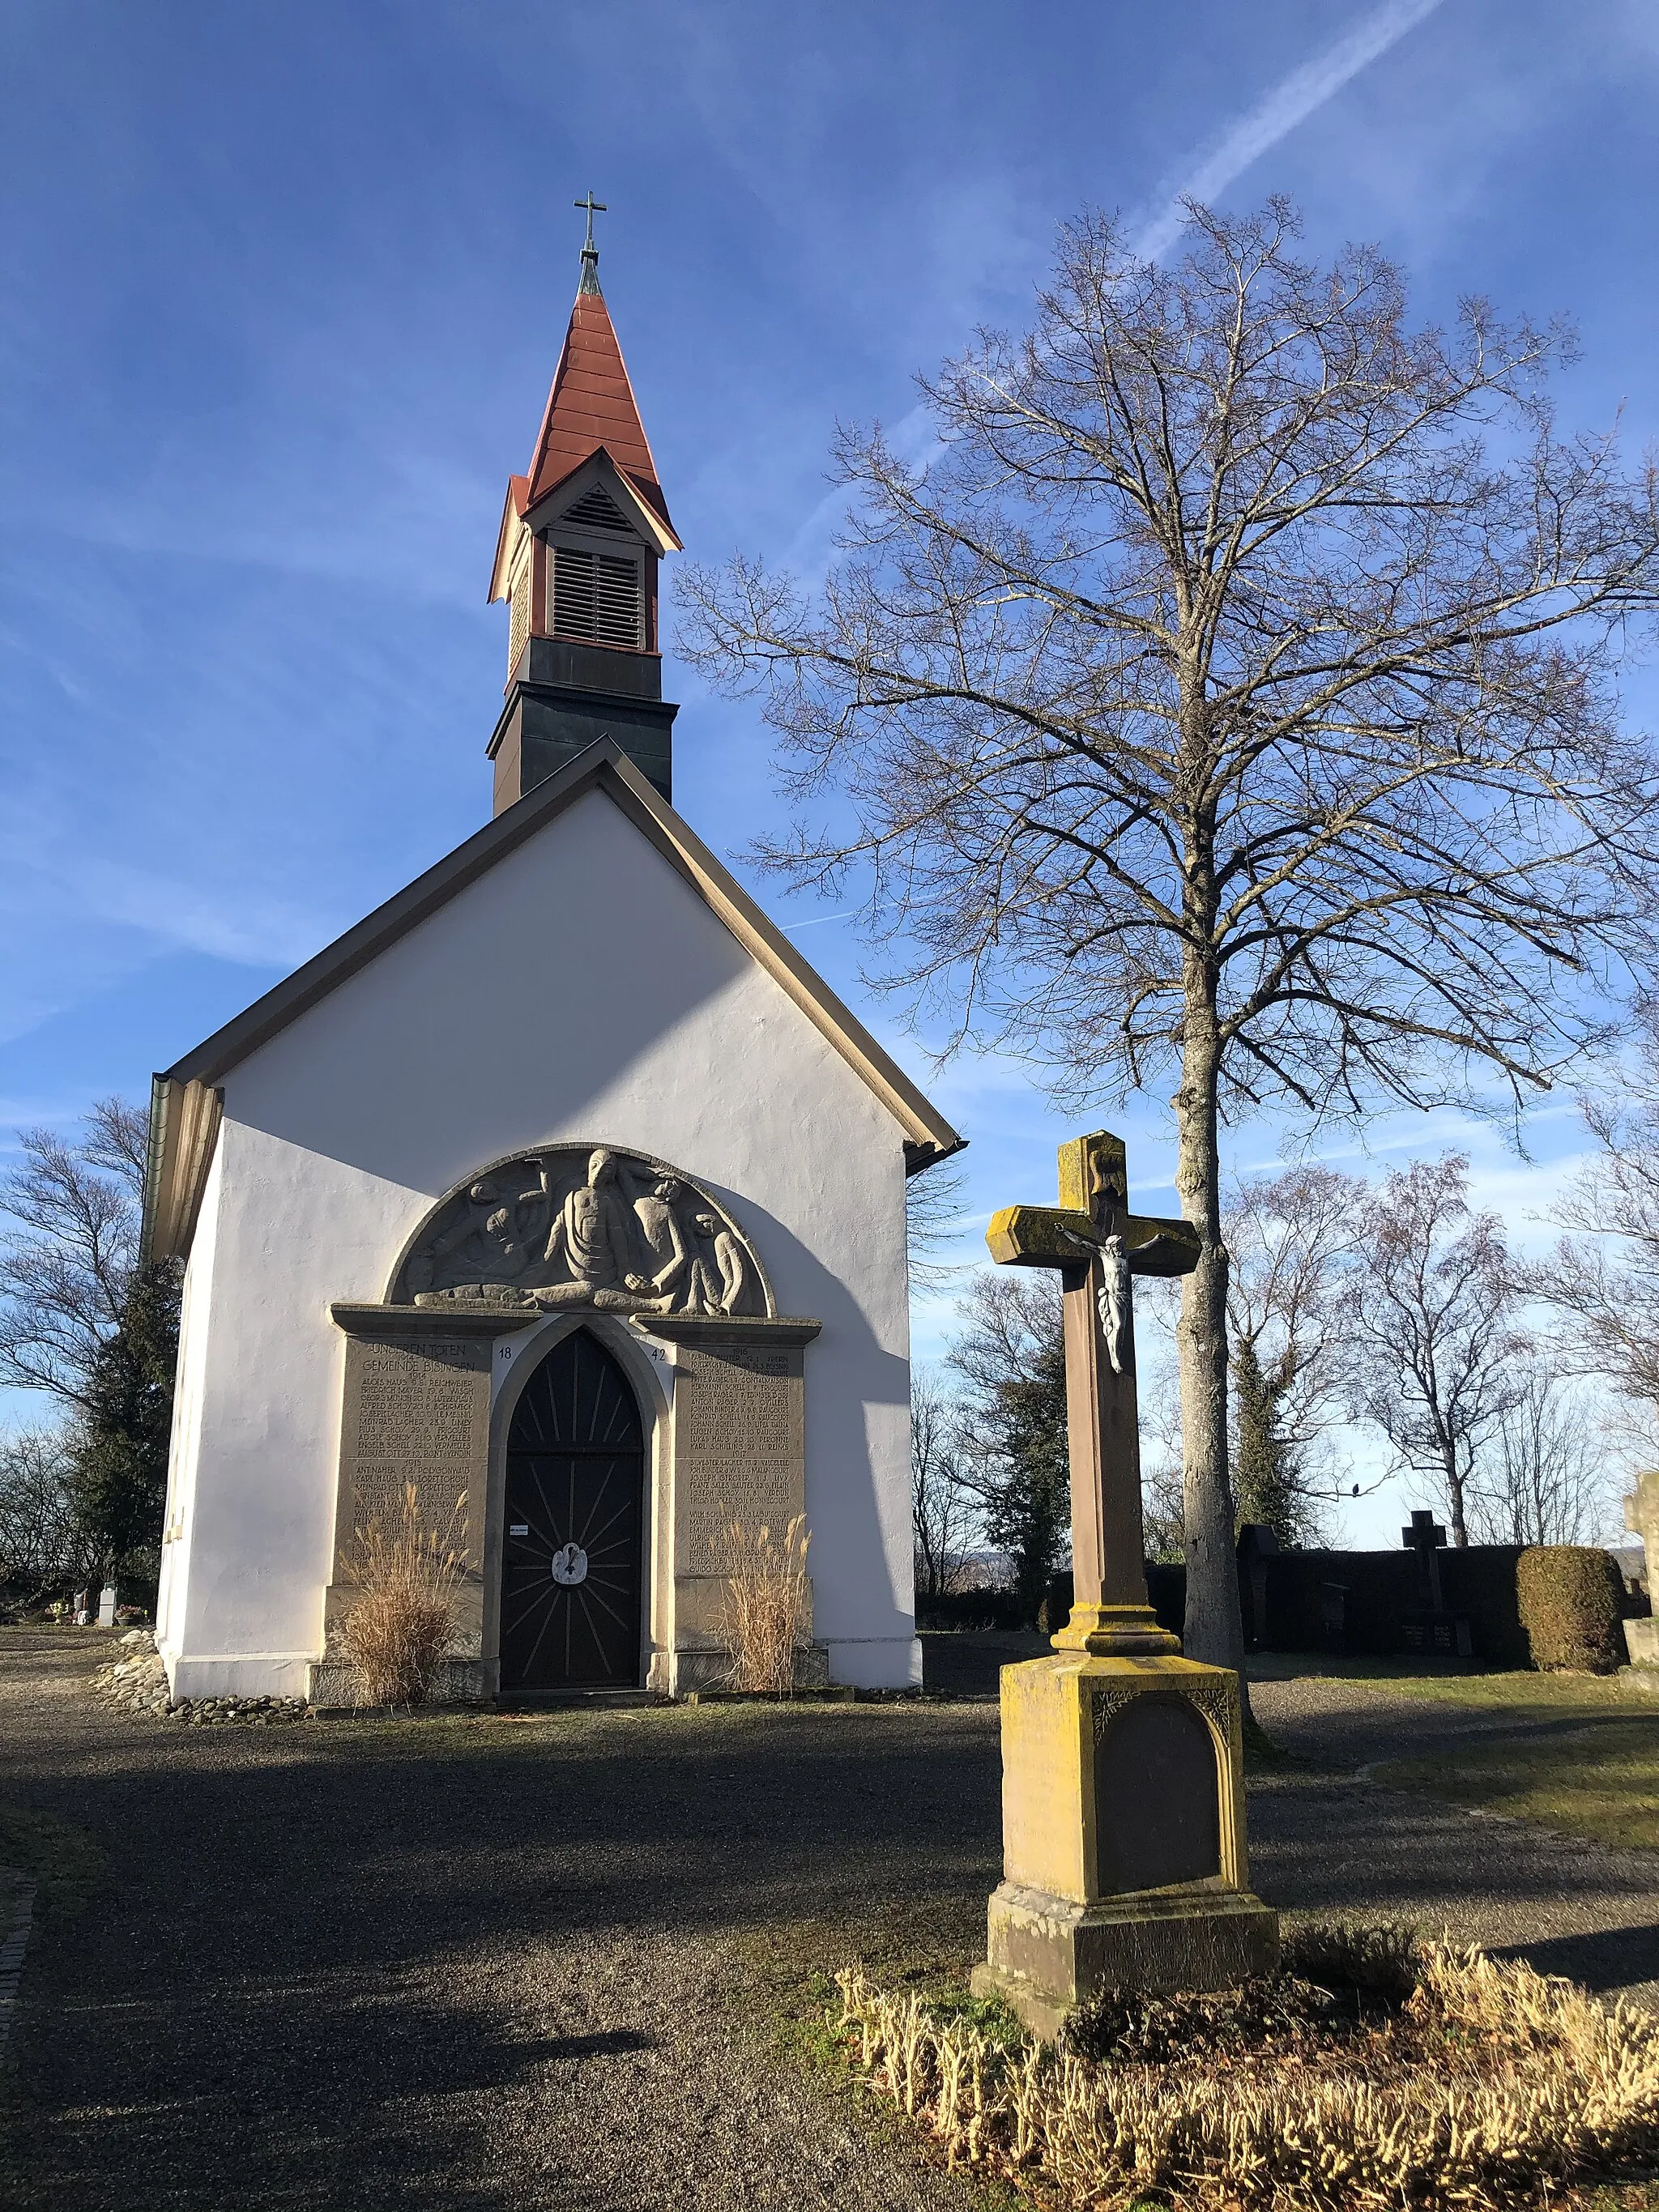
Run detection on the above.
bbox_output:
[987,1130,1201,1655]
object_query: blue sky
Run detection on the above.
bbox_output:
[4,0,1658,1538]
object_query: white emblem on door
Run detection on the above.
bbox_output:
[550,1542,589,1587]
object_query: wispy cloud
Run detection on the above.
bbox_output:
[1133,0,1450,261]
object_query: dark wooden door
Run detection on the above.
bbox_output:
[501,1330,644,1693]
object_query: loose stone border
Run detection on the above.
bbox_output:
[92,1631,308,1728]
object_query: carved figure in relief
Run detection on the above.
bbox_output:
[633,1177,693,1302]
[400,1144,770,1315]
[686,1210,748,1315]
[536,1149,665,1312]
[406,1174,546,1296]
[1097,1230,1132,1376]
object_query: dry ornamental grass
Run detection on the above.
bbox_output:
[830,1931,1659,2210]
[338,1484,466,1707]
[710,1515,812,1694]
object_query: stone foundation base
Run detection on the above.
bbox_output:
[659,1643,832,1697]
[971,1880,1281,2039]
[306,1657,493,1709]
[1623,1618,1659,1668]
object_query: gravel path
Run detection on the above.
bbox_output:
[1252,1673,1659,2011]
[0,1631,992,2212]
[2,1630,1657,2207]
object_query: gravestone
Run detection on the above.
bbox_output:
[1623,1472,1659,1681]
[969,1130,1277,2036]
[1236,1523,1278,1650]
[1399,1508,1473,1656]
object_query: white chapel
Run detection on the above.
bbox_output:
[142,224,962,1704]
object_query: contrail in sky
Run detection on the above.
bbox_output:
[1132,0,1450,261]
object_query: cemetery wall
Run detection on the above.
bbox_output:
[1004,1548,1640,1663]
[1256,1546,1531,1663]
[158,790,920,1695]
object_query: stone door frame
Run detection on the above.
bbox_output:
[482,1311,672,1694]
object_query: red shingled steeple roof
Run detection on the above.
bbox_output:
[522,284,674,537]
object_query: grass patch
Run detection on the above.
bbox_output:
[1374,1717,1659,1850]
[0,1804,103,1920]
[722,1907,1030,2207]
[1249,1656,1646,1708]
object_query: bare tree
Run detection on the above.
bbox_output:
[1226,1163,1365,1544]
[680,200,1659,1667]
[0,1430,98,1586]
[0,1097,148,1409]
[906,1160,970,1294]
[1348,1156,1526,1548]
[1136,1357,1188,1562]
[911,1365,977,1600]
[1530,997,1659,1421]
[1469,1366,1615,1546]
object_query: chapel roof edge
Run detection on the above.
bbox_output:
[148,739,962,1261]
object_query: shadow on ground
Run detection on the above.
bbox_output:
[1489,1922,1659,1993]
[2,1630,1657,2210]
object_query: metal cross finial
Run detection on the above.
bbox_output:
[575,191,607,250]
[574,192,608,295]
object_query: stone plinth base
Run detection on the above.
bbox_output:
[975,1643,1277,2034]
[973,1882,1281,2039]
[1623,1618,1659,1668]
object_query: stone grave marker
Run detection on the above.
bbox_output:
[1400,1507,1472,1656]
[969,1128,1277,2037]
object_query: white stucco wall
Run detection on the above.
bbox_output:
[161,786,919,1694]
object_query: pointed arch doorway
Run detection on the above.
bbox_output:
[500,1328,646,1694]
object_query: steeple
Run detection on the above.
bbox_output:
[486,203,681,816]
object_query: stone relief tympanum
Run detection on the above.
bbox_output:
[390,1145,771,1318]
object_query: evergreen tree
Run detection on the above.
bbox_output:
[71,1259,181,1579]
[983,1329,1072,1625]
[1230,1336,1302,1546]
[949,1272,1072,1624]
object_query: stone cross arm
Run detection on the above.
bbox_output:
[986,1203,1201,1278]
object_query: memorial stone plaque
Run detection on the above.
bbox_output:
[1094,1695,1222,1893]
[673,1340,804,1558]
[335,1332,493,1572]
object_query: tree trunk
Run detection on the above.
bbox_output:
[1444,1445,1469,1549]
[1174,1001,1247,1674]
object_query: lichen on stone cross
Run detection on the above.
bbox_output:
[986,1130,1201,1656]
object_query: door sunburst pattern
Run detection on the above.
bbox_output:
[501,1330,645,1692]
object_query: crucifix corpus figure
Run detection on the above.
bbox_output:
[987,1128,1199,1655]
[970,1128,1278,2033]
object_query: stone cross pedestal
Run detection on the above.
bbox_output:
[1623,1472,1659,1675]
[970,1130,1278,2037]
